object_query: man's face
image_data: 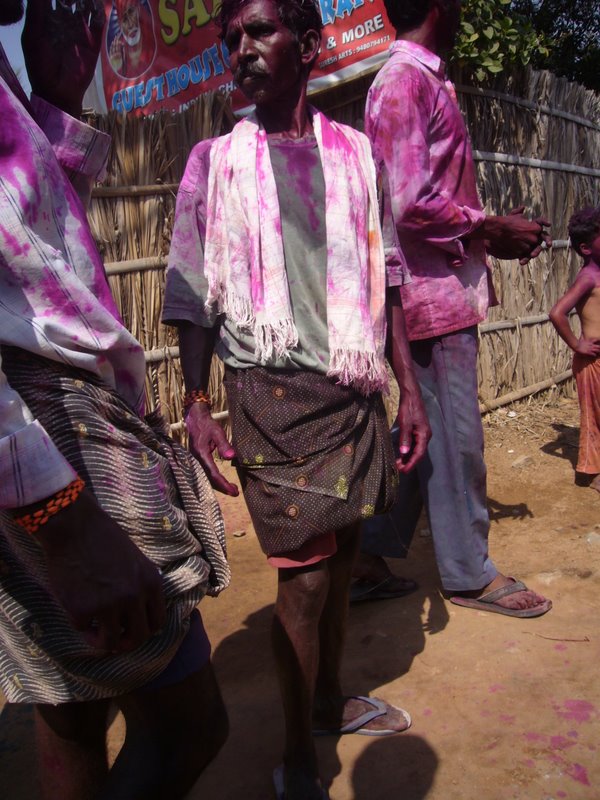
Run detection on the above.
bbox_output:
[0,0,24,26]
[120,3,141,45]
[224,0,305,107]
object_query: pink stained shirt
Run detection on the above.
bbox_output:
[0,46,146,509]
[365,40,498,342]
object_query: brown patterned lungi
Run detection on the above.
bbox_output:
[0,347,229,704]
[224,367,397,557]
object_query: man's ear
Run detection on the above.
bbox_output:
[299,29,321,69]
[580,243,592,257]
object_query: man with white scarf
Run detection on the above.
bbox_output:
[163,0,430,797]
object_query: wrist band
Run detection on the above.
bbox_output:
[183,388,212,413]
[14,477,86,535]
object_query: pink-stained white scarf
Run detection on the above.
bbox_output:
[204,109,388,395]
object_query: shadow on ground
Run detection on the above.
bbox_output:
[488,496,533,523]
[350,734,438,799]
[540,423,580,469]
[202,531,446,798]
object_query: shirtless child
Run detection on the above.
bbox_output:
[550,207,600,490]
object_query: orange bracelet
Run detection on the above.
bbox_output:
[183,388,212,413]
[14,477,86,535]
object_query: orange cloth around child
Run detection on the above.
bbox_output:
[573,352,600,474]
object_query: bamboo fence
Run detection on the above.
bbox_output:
[87,67,600,429]
[87,92,235,433]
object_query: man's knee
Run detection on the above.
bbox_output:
[277,564,330,620]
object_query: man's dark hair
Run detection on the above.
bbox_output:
[219,0,324,41]
[382,0,459,34]
[568,207,600,256]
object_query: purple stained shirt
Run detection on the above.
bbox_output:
[365,40,498,341]
[0,46,146,509]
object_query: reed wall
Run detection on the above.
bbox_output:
[87,67,600,427]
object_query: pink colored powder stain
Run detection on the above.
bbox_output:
[523,731,545,743]
[422,708,432,716]
[549,753,591,787]
[555,700,597,723]
[565,763,590,786]
[554,643,568,652]
[488,684,505,693]
[550,735,576,751]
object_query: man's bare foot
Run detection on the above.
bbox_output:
[451,574,552,617]
[313,695,411,736]
[472,574,548,611]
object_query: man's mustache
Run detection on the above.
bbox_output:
[234,66,268,82]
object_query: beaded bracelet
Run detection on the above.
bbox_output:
[183,388,212,413]
[14,477,86,535]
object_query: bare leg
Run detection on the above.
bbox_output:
[314,524,412,735]
[98,661,228,800]
[315,523,360,710]
[35,699,110,800]
[272,559,330,800]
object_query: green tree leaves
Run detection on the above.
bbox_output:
[452,0,549,82]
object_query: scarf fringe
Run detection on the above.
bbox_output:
[328,348,389,396]
[207,286,255,329]
[207,287,299,362]
[254,319,299,363]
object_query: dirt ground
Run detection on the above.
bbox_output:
[1,396,599,800]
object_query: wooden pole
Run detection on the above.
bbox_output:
[479,370,573,414]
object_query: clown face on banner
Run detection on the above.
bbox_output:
[106,0,157,79]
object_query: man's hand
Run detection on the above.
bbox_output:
[481,207,551,264]
[22,0,105,117]
[34,488,166,653]
[394,389,431,473]
[186,404,239,496]
[575,337,600,358]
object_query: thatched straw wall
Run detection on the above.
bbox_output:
[88,67,600,429]
[87,93,235,431]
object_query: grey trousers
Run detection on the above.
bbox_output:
[362,327,498,592]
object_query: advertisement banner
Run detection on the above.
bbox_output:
[98,0,393,115]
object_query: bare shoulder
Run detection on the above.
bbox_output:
[578,265,600,292]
